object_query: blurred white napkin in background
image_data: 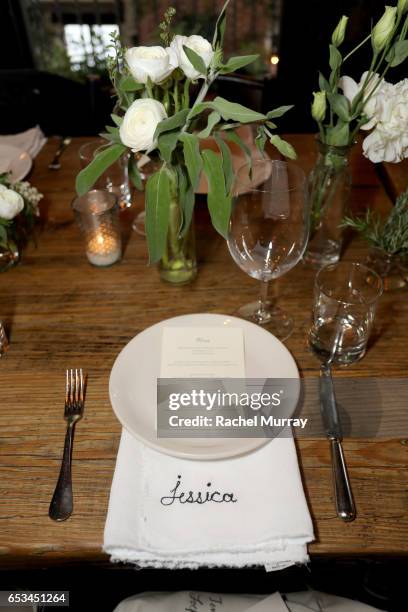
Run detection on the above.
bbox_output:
[104,429,314,570]
[113,590,384,612]
[0,125,46,158]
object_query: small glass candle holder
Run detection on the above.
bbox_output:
[72,190,122,267]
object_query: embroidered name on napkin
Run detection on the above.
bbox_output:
[160,475,238,506]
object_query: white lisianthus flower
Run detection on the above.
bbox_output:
[0,184,24,220]
[362,79,408,163]
[125,46,177,84]
[340,71,383,130]
[119,98,167,152]
[170,35,214,80]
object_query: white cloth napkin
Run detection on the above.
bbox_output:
[104,429,314,570]
[113,591,384,612]
[0,126,46,159]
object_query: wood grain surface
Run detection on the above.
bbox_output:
[0,134,407,568]
[380,158,408,200]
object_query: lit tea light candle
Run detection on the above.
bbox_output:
[86,230,121,267]
[72,190,122,268]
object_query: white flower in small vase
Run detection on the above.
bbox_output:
[0,185,24,220]
[170,35,214,80]
[125,46,178,84]
[340,71,384,131]
[361,79,408,163]
[119,98,168,153]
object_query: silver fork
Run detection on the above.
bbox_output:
[49,369,85,521]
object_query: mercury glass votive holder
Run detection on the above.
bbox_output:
[72,190,122,267]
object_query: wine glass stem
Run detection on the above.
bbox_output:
[257,280,270,320]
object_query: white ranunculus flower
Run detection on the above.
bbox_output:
[125,46,177,84]
[119,98,167,152]
[170,35,214,80]
[0,184,24,220]
[340,71,383,130]
[362,79,408,163]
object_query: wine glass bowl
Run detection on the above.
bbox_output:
[227,159,309,340]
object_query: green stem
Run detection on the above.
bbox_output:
[343,33,372,62]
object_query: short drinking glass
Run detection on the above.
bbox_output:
[309,262,383,365]
[227,159,309,340]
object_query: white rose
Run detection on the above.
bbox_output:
[125,46,177,84]
[119,98,167,152]
[170,35,214,80]
[362,79,408,163]
[0,185,24,220]
[340,71,383,130]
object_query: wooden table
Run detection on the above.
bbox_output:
[381,158,408,201]
[0,135,407,569]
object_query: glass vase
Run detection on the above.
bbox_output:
[304,139,352,267]
[0,241,19,272]
[159,195,197,285]
[366,247,408,291]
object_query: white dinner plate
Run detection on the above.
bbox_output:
[0,144,32,182]
[109,313,300,460]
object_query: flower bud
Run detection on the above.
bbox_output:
[332,15,349,47]
[311,91,327,122]
[398,0,408,15]
[372,6,397,53]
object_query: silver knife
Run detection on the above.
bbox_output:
[320,363,356,521]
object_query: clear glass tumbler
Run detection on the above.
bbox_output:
[72,190,122,267]
[79,139,131,209]
[309,262,383,365]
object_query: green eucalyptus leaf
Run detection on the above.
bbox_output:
[76,143,126,196]
[128,156,143,191]
[269,135,297,160]
[210,96,266,123]
[327,92,350,122]
[183,45,207,76]
[266,105,294,119]
[202,149,231,239]
[318,72,331,93]
[177,165,195,237]
[255,126,267,157]
[197,111,221,138]
[329,44,342,71]
[214,134,234,193]
[154,109,189,140]
[145,166,172,263]
[179,132,202,190]
[220,54,259,73]
[387,39,408,67]
[225,130,252,164]
[326,120,350,146]
[111,114,123,127]
[188,102,212,119]
[157,130,180,163]
[213,0,230,48]
[120,76,144,92]
[0,225,7,245]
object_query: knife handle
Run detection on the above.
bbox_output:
[330,437,356,522]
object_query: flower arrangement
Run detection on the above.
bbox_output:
[311,1,408,154]
[305,0,408,267]
[76,1,295,275]
[0,174,43,263]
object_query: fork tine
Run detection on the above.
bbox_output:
[75,369,79,404]
[65,369,70,405]
[79,369,84,405]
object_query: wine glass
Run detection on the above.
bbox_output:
[227,159,309,340]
